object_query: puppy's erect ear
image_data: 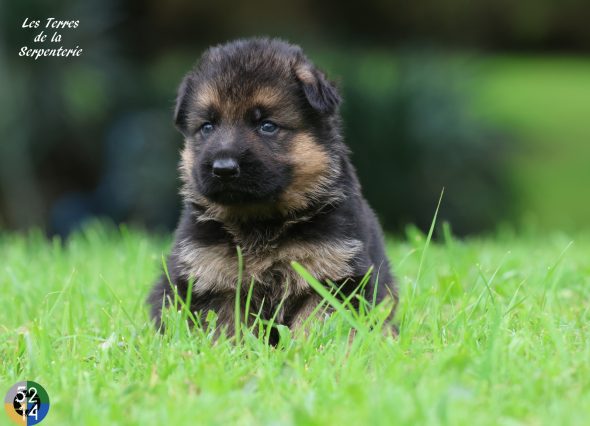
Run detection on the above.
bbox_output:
[173,72,195,136]
[294,62,341,114]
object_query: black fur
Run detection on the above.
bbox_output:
[148,38,397,340]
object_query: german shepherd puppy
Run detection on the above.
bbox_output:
[148,38,396,340]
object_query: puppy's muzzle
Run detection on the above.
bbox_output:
[212,158,240,180]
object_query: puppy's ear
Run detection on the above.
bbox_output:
[173,72,195,136]
[295,63,341,114]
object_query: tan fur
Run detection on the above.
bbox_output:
[181,82,222,131]
[179,144,195,180]
[278,133,342,213]
[201,85,302,127]
[176,237,363,296]
[195,82,221,110]
[179,144,205,207]
[249,86,302,126]
[186,82,303,128]
[294,64,316,85]
[249,86,285,108]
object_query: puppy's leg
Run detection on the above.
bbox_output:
[148,275,240,338]
[147,273,190,331]
[288,293,331,334]
[375,285,399,337]
[184,291,242,339]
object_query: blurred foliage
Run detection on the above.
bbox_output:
[473,57,590,230]
[328,52,515,235]
[0,0,588,235]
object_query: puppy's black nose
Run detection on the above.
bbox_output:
[212,158,240,179]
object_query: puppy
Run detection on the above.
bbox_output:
[148,38,396,340]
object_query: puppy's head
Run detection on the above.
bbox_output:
[175,38,344,218]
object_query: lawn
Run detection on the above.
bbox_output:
[1,222,589,425]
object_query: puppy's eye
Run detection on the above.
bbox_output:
[200,122,214,136]
[259,120,278,135]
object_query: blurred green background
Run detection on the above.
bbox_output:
[1,0,589,236]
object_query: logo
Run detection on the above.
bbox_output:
[4,382,50,425]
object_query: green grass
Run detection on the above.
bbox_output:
[1,222,589,425]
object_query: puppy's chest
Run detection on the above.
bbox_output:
[176,237,363,295]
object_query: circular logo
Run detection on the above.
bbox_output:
[4,381,50,425]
